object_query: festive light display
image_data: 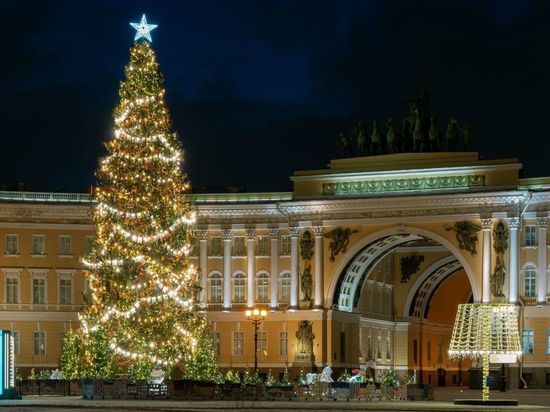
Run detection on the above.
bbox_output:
[79,37,202,368]
[130,14,158,42]
[448,303,521,401]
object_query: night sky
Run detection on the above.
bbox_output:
[3,0,550,193]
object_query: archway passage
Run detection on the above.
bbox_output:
[330,230,475,386]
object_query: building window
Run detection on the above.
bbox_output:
[59,278,73,304]
[367,335,372,359]
[279,272,291,303]
[256,272,269,303]
[232,273,246,303]
[208,272,223,303]
[59,235,72,255]
[85,236,94,254]
[232,331,244,356]
[33,277,46,304]
[6,277,19,304]
[5,234,18,255]
[522,329,534,354]
[280,235,291,255]
[546,329,550,355]
[525,225,537,247]
[233,236,246,256]
[257,237,270,256]
[34,332,46,355]
[212,331,220,358]
[209,237,222,256]
[12,331,19,356]
[386,335,391,360]
[524,268,537,297]
[32,234,45,255]
[427,341,432,362]
[258,331,268,356]
[279,331,287,356]
[376,335,382,360]
[413,339,418,364]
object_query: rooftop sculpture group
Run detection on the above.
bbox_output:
[338,81,474,157]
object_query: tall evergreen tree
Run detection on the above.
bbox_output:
[80,19,201,369]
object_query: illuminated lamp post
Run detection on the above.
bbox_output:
[448,303,522,405]
[245,308,267,373]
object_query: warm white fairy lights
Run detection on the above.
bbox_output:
[448,303,521,401]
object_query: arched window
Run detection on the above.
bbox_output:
[208,272,223,303]
[279,272,291,303]
[524,266,537,298]
[256,272,270,303]
[232,272,246,303]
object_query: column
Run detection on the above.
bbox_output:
[313,225,324,308]
[507,218,520,303]
[246,227,256,308]
[537,217,548,305]
[197,229,209,305]
[481,218,492,304]
[222,228,232,310]
[289,225,299,309]
[269,227,279,309]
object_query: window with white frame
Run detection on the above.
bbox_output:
[386,335,391,360]
[85,236,94,254]
[524,267,537,297]
[256,272,269,303]
[5,234,18,255]
[257,237,270,256]
[208,272,223,303]
[279,331,287,356]
[547,329,550,355]
[279,272,291,303]
[522,329,534,354]
[32,276,46,304]
[58,235,72,255]
[212,331,221,358]
[32,234,45,255]
[233,236,246,256]
[280,235,291,255]
[258,331,268,356]
[232,273,246,303]
[12,331,19,356]
[5,274,19,304]
[367,334,372,359]
[34,331,46,355]
[59,277,73,304]
[209,237,222,256]
[525,225,537,246]
[232,331,244,356]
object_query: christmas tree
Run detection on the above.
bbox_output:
[80,15,201,370]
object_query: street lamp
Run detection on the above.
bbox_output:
[245,308,267,373]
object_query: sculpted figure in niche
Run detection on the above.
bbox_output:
[493,221,509,255]
[491,255,506,297]
[300,265,313,302]
[300,230,314,261]
[296,320,315,353]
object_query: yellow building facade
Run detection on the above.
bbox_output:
[1,152,550,387]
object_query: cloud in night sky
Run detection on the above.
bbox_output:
[2,0,549,192]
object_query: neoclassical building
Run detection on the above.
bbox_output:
[1,152,549,387]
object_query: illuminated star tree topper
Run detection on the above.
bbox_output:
[130,14,158,42]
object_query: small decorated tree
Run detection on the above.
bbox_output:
[266,369,276,386]
[225,369,240,384]
[280,366,291,386]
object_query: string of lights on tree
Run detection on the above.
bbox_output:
[79,14,204,367]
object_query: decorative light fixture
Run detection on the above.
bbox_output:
[245,308,267,373]
[448,303,521,402]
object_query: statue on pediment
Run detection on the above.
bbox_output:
[386,118,398,153]
[446,117,458,151]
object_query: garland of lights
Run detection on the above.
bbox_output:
[448,304,521,401]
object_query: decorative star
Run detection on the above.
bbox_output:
[130,14,158,42]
